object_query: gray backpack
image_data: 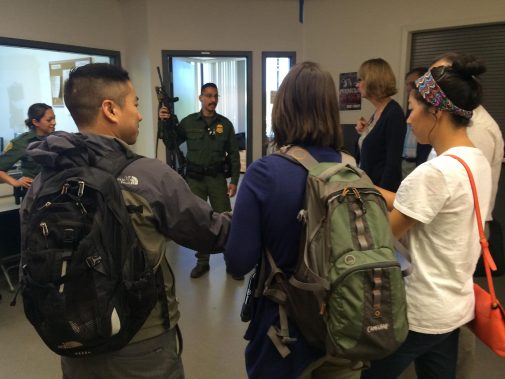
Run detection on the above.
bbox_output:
[259,146,408,360]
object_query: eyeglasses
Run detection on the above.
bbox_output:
[202,94,219,99]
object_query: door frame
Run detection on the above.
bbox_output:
[261,51,296,156]
[161,50,253,166]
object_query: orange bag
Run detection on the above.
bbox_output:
[471,283,505,356]
[449,154,505,357]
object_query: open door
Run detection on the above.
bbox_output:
[160,50,252,170]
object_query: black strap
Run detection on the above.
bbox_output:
[90,138,143,178]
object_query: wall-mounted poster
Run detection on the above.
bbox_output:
[49,57,91,107]
[339,72,361,110]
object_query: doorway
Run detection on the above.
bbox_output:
[262,52,296,155]
[161,50,252,167]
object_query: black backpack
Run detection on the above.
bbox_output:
[18,134,164,357]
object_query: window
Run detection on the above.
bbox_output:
[262,52,296,155]
[0,37,120,148]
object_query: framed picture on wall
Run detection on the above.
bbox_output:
[49,57,91,107]
[338,72,361,110]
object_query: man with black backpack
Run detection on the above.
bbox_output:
[19,63,231,379]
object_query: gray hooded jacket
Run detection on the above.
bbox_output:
[23,131,231,343]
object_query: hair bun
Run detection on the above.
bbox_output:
[24,118,32,127]
[451,55,486,79]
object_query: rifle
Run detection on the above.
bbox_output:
[155,66,186,176]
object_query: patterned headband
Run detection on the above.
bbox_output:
[415,70,473,120]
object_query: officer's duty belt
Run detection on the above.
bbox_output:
[186,161,224,179]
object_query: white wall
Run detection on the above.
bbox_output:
[141,0,303,159]
[0,47,111,145]
[0,0,503,159]
[303,0,505,125]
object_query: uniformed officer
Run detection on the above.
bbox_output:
[159,83,241,279]
[0,103,56,201]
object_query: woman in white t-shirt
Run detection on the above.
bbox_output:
[361,55,492,379]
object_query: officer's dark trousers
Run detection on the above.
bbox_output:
[187,174,231,266]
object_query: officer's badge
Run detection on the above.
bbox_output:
[216,124,224,134]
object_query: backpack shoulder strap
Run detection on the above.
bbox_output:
[341,151,357,166]
[276,145,357,171]
[275,145,319,171]
[94,140,143,178]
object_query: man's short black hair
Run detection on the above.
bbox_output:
[200,82,218,93]
[64,63,130,127]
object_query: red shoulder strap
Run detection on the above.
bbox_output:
[447,154,498,306]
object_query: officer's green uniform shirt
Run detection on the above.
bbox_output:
[177,112,240,185]
[0,130,43,177]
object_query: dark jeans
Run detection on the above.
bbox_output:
[361,329,460,379]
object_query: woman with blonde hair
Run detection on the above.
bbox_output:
[355,58,406,191]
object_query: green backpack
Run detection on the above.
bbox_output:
[260,146,408,361]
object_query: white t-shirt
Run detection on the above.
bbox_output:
[466,106,504,220]
[426,106,503,221]
[394,146,492,334]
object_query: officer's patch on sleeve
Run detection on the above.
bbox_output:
[216,124,224,134]
[3,142,13,153]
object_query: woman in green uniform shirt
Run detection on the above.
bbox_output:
[0,103,56,190]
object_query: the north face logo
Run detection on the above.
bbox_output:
[117,175,139,185]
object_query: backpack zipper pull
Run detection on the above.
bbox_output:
[39,222,49,249]
[351,187,366,213]
[40,222,49,248]
[337,187,350,203]
[38,201,52,211]
[77,181,85,197]
[319,302,327,315]
[61,183,70,195]
[40,222,49,237]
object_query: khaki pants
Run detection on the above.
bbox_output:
[61,328,184,379]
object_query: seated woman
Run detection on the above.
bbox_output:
[0,103,56,199]
[361,55,491,379]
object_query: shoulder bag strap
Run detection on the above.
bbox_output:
[447,154,498,307]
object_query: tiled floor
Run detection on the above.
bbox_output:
[1,243,505,379]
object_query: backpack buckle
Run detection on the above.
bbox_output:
[86,256,102,268]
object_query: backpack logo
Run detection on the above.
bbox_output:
[366,323,390,333]
[117,175,139,185]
